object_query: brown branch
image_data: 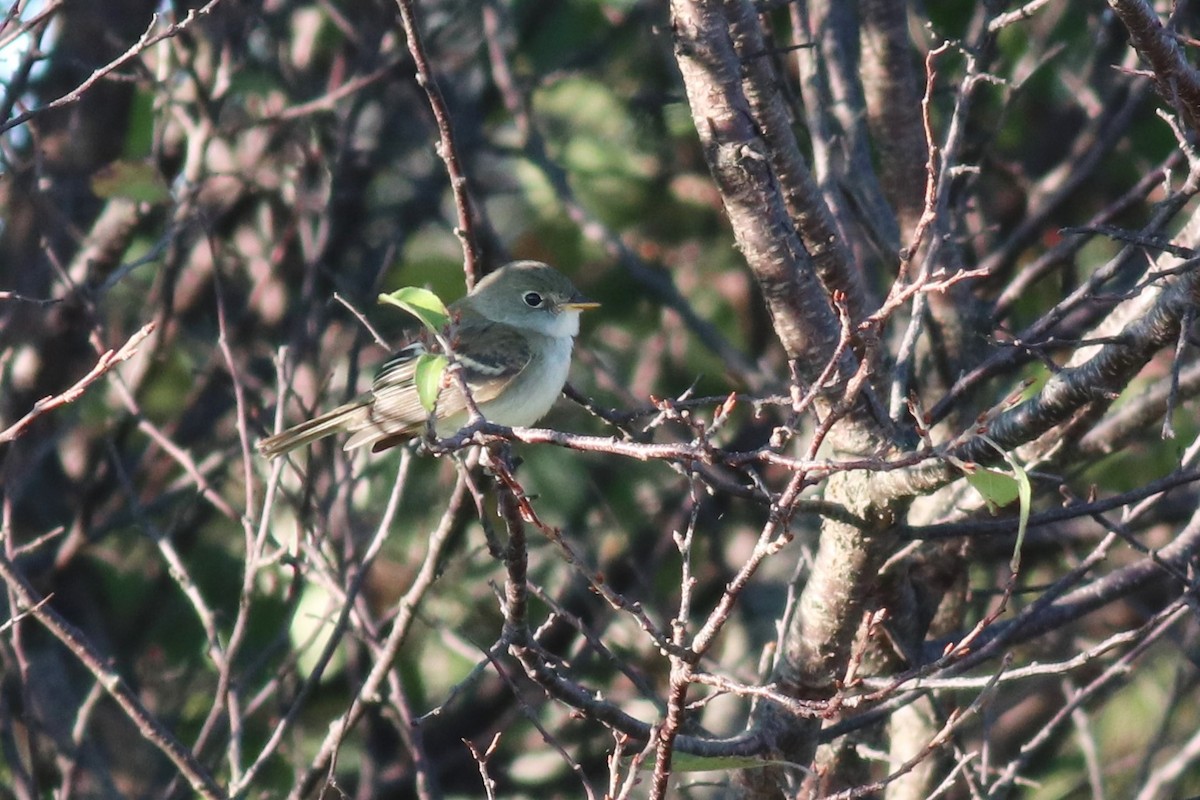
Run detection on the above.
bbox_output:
[464,733,502,800]
[0,1,224,136]
[0,551,226,799]
[0,322,154,444]
[860,0,929,237]
[726,0,875,328]
[822,656,1008,800]
[670,0,840,375]
[931,503,1200,671]
[792,0,902,255]
[985,601,1190,797]
[1107,0,1200,135]
[987,0,1055,32]
[991,149,1182,320]
[648,482,702,800]
[392,0,482,286]
[280,461,457,799]
[939,206,1195,427]
[888,244,1200,500]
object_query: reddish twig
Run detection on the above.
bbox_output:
[393,0,482,286]
[0,322,155,444]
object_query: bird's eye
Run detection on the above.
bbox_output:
[523,291,544,308]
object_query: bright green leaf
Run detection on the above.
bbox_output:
[91,160,170,204]
[1003,452,1032,574]
[414,353,448,413]
[378,286,450,332]
[978,436,1033,574]
[966,467,1021,512]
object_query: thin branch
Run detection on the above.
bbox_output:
[0,1,224,136]
[0,552,225,799]
[392,0,481,285]
[0,322,155,444]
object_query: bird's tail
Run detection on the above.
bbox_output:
[257,397,371,460]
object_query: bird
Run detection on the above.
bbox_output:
[258,261,598,459]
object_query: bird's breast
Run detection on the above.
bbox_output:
[478,334,574,427]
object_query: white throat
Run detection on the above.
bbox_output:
[532,309,581,338]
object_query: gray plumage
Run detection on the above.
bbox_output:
[258,261,595,458]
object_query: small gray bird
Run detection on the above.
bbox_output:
[258,261,597,458]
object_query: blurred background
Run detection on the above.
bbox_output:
[2,1,1199,798]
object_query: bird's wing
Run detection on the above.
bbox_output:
[365,320,532,428]
[372,341,425,388]
[353,341,428,435]
[433,319,533,417]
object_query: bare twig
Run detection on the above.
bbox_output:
[392,0,482,285]
[0,552,225,799]
[0,1,224,136]
[0,322,155,444]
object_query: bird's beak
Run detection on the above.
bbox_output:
[563,300,600,311]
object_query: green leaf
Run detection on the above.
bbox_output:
[1004,453,1032,574]
[966,466,1021,512]
[378,286,450,332]
[414,354,448,413]
[977,436,1033,575]
[91,160,171,204]
[668,754,774,772]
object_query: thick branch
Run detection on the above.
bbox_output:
[883,261,1200,500]
[670,0,841,376]
[724,0,875,326]
[669,6,906,789]
[1107,0,1200,134]
[859,0,928,235]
